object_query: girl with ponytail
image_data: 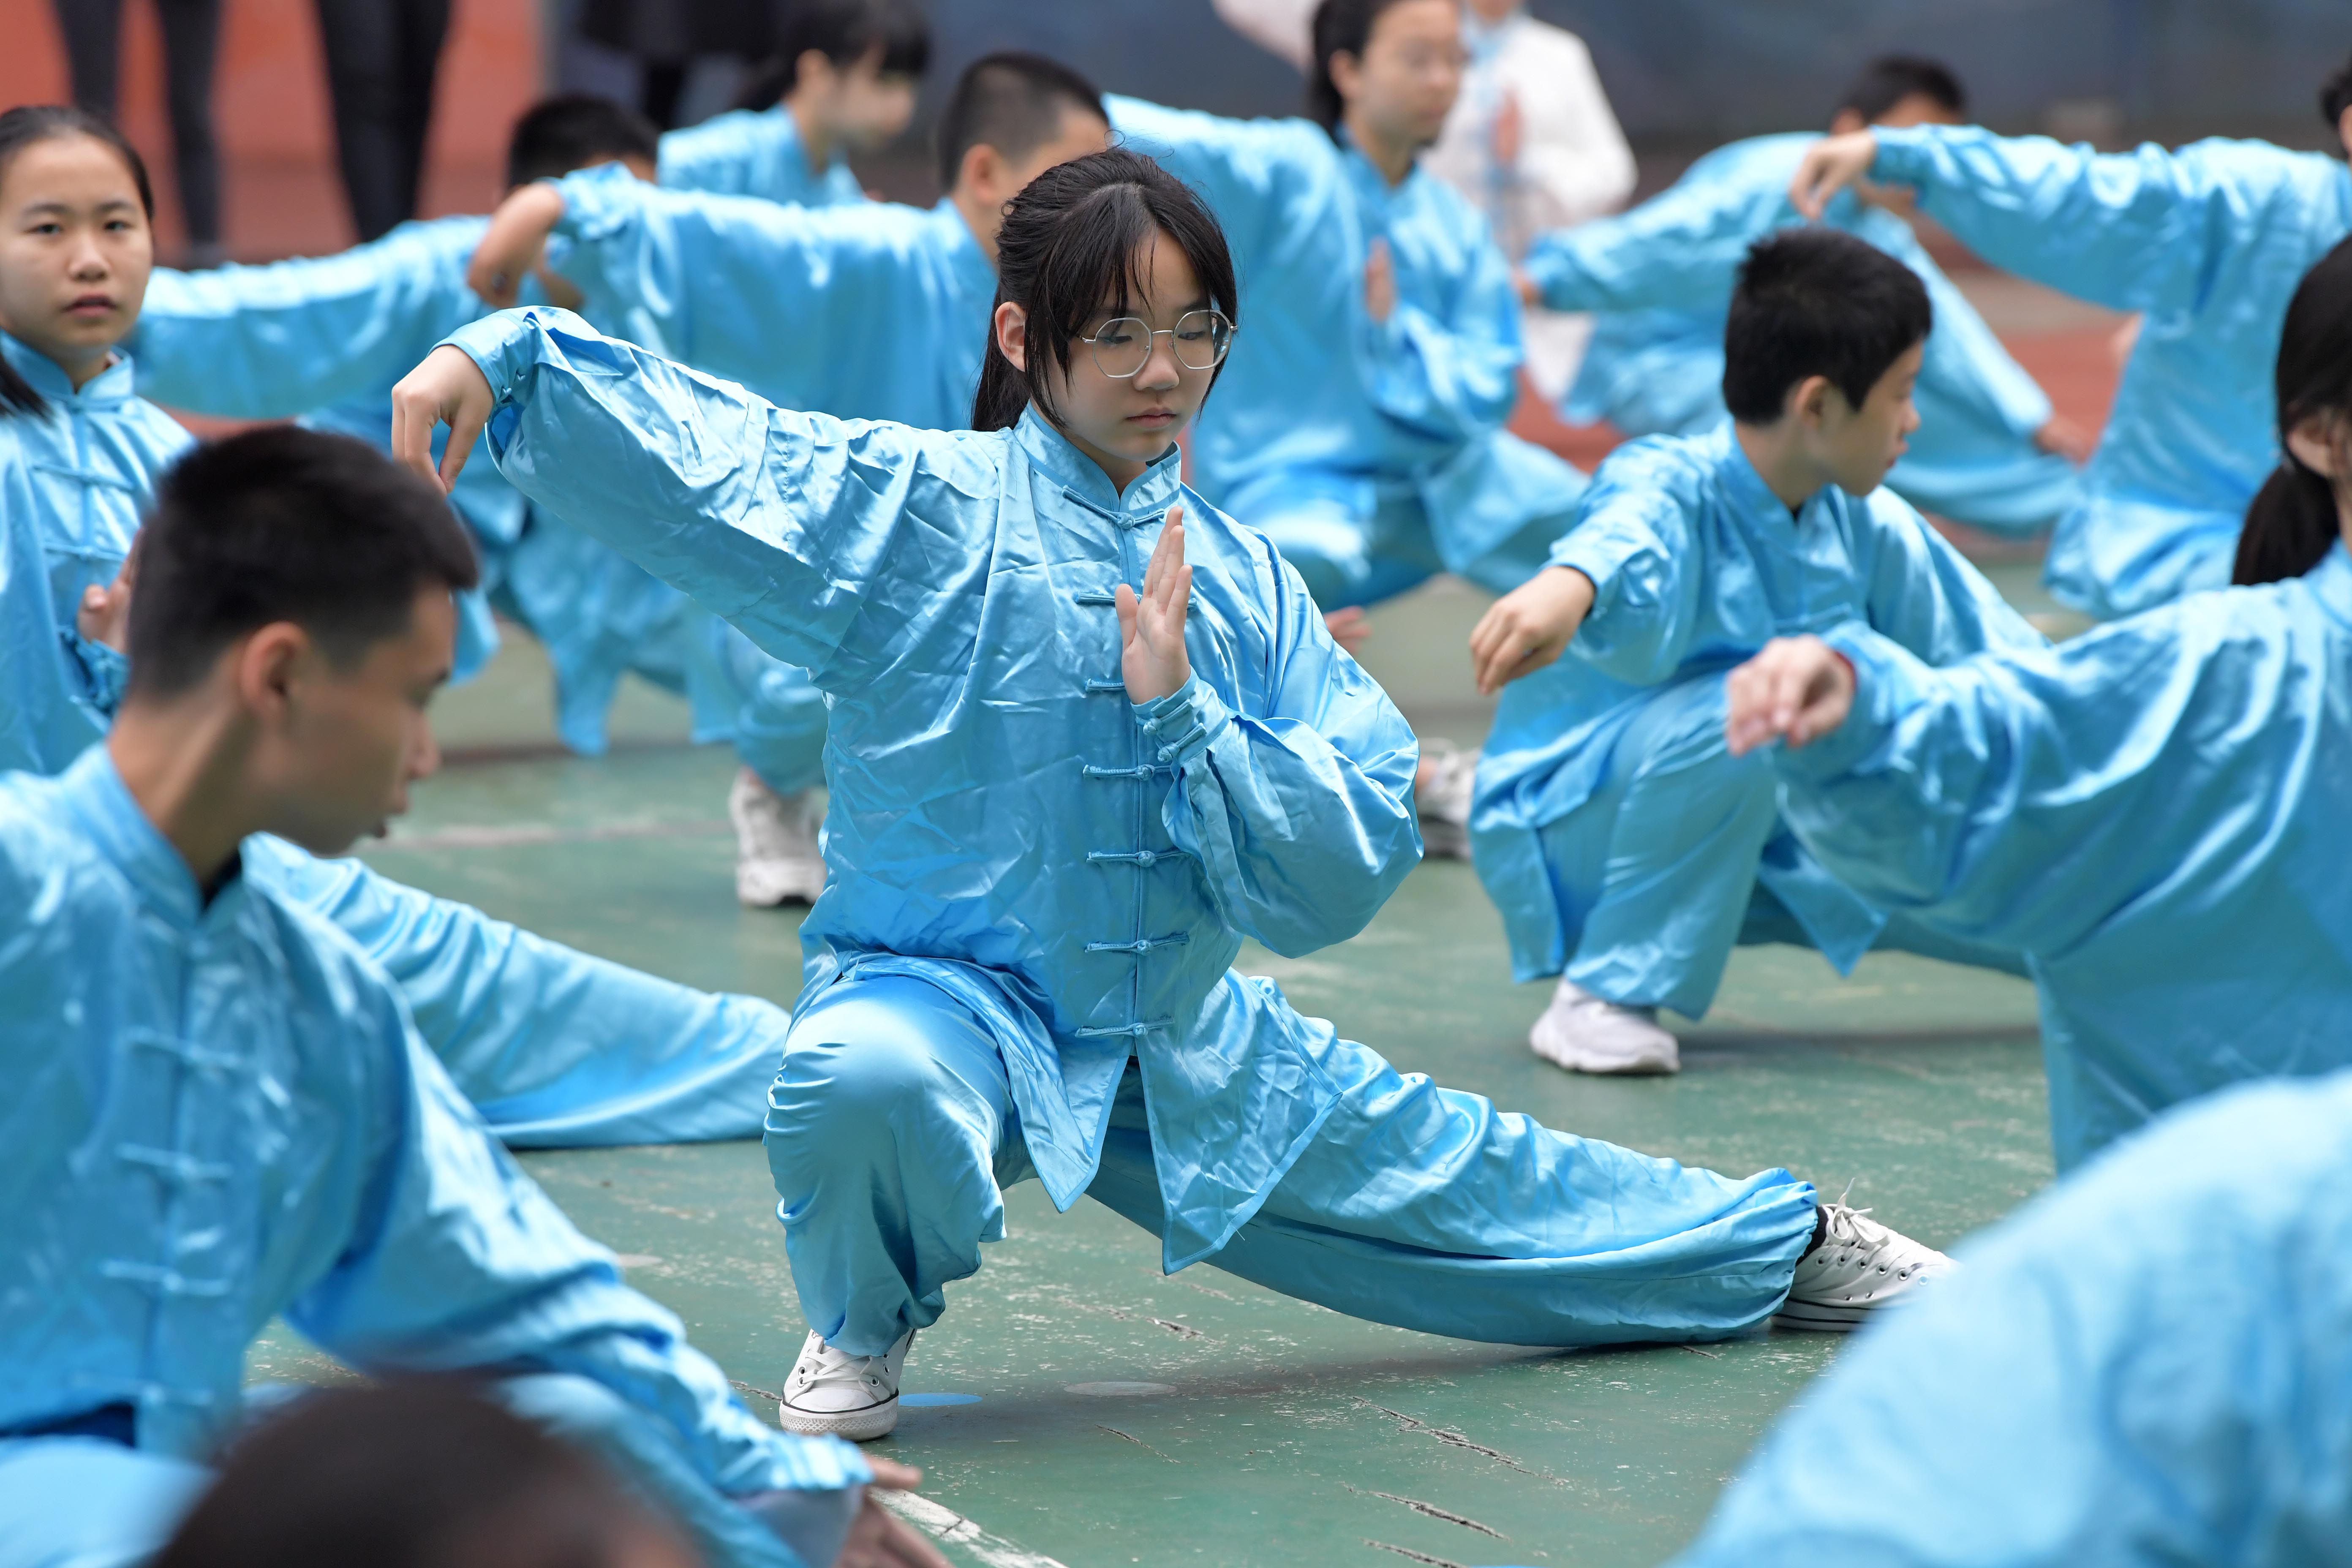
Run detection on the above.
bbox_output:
[2235,234,2352,585]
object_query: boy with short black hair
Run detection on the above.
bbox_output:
[658,0,931,207]
[0,426,930,1568]
[1468,228,2047,1076]
[1521,52,2085,541]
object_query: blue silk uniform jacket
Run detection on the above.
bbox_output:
[1524,132,2080,539]
[1775,541,2352,1169]
[1472,425,2046,982]
[0,336,790,1148]
[657,103,867,207]
[1108,96,1587,582]
[1867,123,2352,617]
[0,745,865,1490]
[446,306,1425,1271]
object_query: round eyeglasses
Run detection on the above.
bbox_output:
[1078,310,1236,378]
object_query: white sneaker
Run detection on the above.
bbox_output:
[1774,1198,1955,1331]
[1528,977,1681,1075]
[1417,739,1477,860]
[777,1329,912,1441]
[730,767,826,907]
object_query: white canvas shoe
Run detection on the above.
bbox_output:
[730,767,826,908]
[777,1329,913,1441]
[1774,1198,1955,1331]
[1416,739,1478,860]
[1528,977,1681,1075]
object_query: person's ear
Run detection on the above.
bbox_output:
[1787,374,1833,430]
[1827,108,1865,135]
[1327,49,1365,106]
[792,48,836,101]
[994,301,1030,373]
[2287,412,2348,479]
[958,140,1006,204]
[231,622,314,727]
[2338,105,2352,162]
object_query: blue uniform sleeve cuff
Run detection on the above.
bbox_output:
[1774,623,1910,781]
[1542,539,1622,613]
[552,162,642,243]
[66,633,129,721]
[1869,125,1939,185]
[440,307,567,409]
[1133,674,1231,768]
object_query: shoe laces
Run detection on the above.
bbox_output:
[793,1339,892,1394]
[1815,1181,1923,1282]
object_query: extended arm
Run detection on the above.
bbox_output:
[1859,125,2254,315]
[287,1000,868,1501]
[1143,528,1421,956]
[656,106,863,205]
[1856,492,2051,662]
[131,221,486,417]
[247,837,782,1146]
[395,306,955,682]
[540,164,913,395]
[1521,160,1791,314]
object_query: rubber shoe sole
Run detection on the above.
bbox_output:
[776,1393,900,1442]
[1770,1298,1877,1332]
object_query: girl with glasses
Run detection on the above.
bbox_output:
[394,145,1959,1447]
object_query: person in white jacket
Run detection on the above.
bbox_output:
[1211,0,1635,398]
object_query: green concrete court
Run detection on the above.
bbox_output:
[245,565,2068,1568]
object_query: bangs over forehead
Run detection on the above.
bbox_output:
[974,147,1239,431]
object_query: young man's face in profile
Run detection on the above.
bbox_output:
[1817,340,1925,497]
[267,586,455,857]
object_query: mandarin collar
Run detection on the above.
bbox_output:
[2,330,137,410]
[1012,404,1182,517]
[1709,421,1827,535]
[2306,539,2352,629]
[57,745,246,933]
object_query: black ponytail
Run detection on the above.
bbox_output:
[971,147,1238,434]
[0,105,156,421]
[1306,0,1428,136]
[2234,234,2352,585]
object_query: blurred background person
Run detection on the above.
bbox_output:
[580,0,777,130]
[46,0,224,266]
[313,0,453,240]
[1210,0,1633,402]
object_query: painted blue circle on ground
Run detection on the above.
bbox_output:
[898,1393,983,1407]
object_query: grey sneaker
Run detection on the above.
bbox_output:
[1775,1199,1954,1331]
[1416,739,1478,860]
[777,1329,912,1441]
[730,767,826,907]
[1529,977,1681,1075]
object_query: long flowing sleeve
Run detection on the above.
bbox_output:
[286,995,868,1498]
[1138,546,1420,957]
[1868,125,2286,316]
[131,219,488,418]
[544,165,937,411]
[446,306,977,684]
[246,837,781,1146]
[1521,157,1792,314]
[1771,609,2243,956]
[1541,447,1707,687]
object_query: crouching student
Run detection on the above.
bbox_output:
[0,106,793,1146]
[1670,1072,2352,1567]
[392,149,1960,1442]
[0,427,939,1568]
[1468,229,2042,1077]
[1717,234,2352,1173]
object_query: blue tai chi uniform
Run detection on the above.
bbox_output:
[443,305,1824,1357]
[1865,123,2352,618]
[1524,133,2080,539]
[127,219,730,754]
[1768,541,2352,1171]
[1673,1069,2352,1567]
[543,162,999,796]
[1472,425,2043,1016]
[0,339,791,1146]
[1110,97,1588,610]
[0,749,866,1568]
[658,103,868,207]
